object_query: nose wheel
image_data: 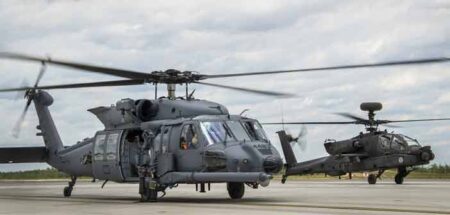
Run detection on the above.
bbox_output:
[227,182,245,199]
[63,176,77,197]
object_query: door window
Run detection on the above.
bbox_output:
[162,127,171,153]
[106,133,119,160]
[94,134,106,161]
[180,124,199,150]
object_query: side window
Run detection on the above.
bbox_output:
[180,124,199,150]
[162,127,170,153]
[106,133,119,160]
[94,134,106,161]
[243,121,268,142]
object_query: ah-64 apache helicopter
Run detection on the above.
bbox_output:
[0,52,448,201]
[267,102,450,185]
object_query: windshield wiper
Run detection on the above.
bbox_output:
[222,124,232,144]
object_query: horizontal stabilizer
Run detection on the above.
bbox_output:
[0,147,47,163]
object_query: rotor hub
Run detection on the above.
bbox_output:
[149,69,205,84]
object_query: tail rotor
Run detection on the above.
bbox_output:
[11,62,46,138]
[285,125,308,152]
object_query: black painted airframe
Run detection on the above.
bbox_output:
[269,102,449,185]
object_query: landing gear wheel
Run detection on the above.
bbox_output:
[63,176,77,197]
[63,186,72,197]
[395,174,404,184]
[140,189,158,202]
[227,182,245,199]
[368,174,377,184]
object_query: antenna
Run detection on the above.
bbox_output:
[280,103,285,131]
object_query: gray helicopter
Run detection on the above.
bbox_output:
[0,53,448,201]
[266,102,450,185]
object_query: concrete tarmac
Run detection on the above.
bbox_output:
[0,179,449,215]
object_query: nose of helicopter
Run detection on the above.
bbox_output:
[222,141,283,174]
[419,146,435,162]
[263,155,283,173]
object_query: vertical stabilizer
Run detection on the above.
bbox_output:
[33,91,64,155]
[277,130,297,166]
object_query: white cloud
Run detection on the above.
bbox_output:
[0,0,449,171]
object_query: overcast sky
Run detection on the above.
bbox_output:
[0,1,449,171]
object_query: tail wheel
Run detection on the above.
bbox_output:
[368,174,377,184]
[227,182,245,199]
[63,186,72,197]
[395,174,404,184]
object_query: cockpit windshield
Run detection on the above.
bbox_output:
[226,121,251,142]
[200,121,234,145]
[400,134,421,147]
[200,120,253,145]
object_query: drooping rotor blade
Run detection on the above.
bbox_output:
[379,118,450,124]
[205,57,450,79]
[194,81,295,97]
[0,52,149,79]
[262,121,357,125]
[0,79,146,92]
[335,112,368,122]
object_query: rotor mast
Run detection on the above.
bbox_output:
[167,83,176,99]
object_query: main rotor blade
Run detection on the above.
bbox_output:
[205,57,450,79]
[194,81,295,97]
[336,112,368,122]
[0,79,146,92]
[34,62,46,88]
[382,124,402,128]
[0,52,149,79]
[380,118,450,124]
[262,121,357,125]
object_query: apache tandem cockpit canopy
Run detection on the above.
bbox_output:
[0,52,448,201]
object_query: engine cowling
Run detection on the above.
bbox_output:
[324,139,360,155]
[134,99,158,121]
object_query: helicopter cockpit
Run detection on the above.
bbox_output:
[379,134,421,153]
[174,116,281,174]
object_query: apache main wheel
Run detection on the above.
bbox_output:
[227,182,245,199]
[395,174,404,184]
[368,174,377,184]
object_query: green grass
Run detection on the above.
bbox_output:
[0,168,69,180]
